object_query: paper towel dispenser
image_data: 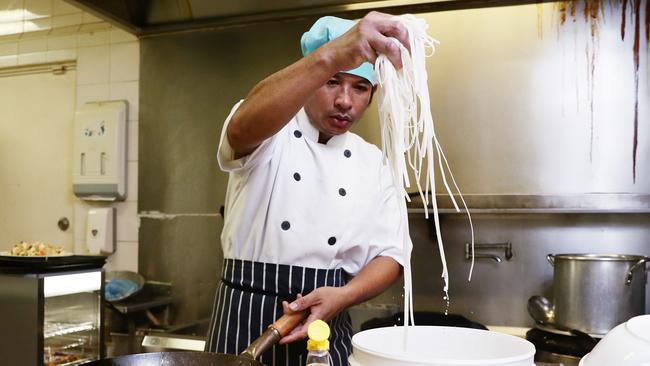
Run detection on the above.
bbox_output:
[73,101,128,201]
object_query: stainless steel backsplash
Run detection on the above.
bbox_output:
[380,213,650,326]
[139,5,649,326]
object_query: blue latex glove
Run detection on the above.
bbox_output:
[105,278,138,301]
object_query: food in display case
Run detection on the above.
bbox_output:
[44,351,79,366]
[43,294,101,365]
[44,332,96,365]
[5,241,67,256]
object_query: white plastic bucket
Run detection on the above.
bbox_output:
[579,314,650,366]
[348,326,535,366]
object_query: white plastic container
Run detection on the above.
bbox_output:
[579,314,650,366]
[349,326,535,366]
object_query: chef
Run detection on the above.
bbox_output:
[205,12,411,366]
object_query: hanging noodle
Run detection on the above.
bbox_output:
[374,14,475,333]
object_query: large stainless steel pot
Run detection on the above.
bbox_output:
[546,253,649,336]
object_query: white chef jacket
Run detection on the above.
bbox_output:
[217,100,406,275]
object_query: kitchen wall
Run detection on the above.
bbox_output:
[139,2,649,326]
[392,213,650,326]
[0,0,140,272]
[357,4,650,193]
[139,18,312,325]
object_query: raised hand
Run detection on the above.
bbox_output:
[324,11,411,72]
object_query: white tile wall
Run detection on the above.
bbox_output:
[115,201,138,242]
[25,0,53,16]
[126,121,138,162]
[26,18,51,32]
[0,21,23,37]
[72,201,88,252]
[127,161,138,201]
[0,54,17,67]
[44,47,74,62]
[109,80,139,120]
[51,13,82,29]
[77,45,110,84]
[76,82,109,106]
[0,42,18,55]
[77,29,109,47]
[47,33,77,49]
[82,12,102,24]
[52,0,78,15]
[105,241,138,272]
[0,0,141,272]
[109,27,137,44]
[17,50,45,64]
[109,42,139,82]
[18,37,46,53]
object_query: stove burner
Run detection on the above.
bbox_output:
[534,350,582,366]
[527,327,599,366]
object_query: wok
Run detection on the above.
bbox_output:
[105,270,146,302]
[87,310,306,366]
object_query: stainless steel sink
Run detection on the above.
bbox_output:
[141,318,210,352]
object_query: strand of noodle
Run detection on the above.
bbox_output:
[374,14,476,335]
[435,140,476,281]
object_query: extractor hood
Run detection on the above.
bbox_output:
[65,0,557,37]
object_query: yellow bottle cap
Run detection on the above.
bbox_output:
[307,320,330,351]
[307,339,330,351]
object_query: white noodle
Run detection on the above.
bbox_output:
[374,15,476,334]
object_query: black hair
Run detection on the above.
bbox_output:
[368,85,377,105]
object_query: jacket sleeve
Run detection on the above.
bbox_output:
[217,100,283,173]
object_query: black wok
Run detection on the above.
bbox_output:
[87,310,307,366]
[85,352,261,366]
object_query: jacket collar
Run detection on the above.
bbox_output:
[296,108,348,147]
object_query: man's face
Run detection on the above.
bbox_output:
[304,72,374,143]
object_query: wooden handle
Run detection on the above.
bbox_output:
[271,310,308,337]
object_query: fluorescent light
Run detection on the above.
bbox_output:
[24,20,50,32]
[0,9,25,23]
[0,22,23,36]
[44,271,102,298]
[0,9,50,36]
[0,9,48,23]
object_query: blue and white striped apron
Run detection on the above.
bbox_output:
[205,259,353,366]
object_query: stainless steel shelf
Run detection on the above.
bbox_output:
[407,194,650,214]
[44,322,96,339]
[45,338,86,351]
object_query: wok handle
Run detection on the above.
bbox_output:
[240,310,308,360]
[270,309,308,337]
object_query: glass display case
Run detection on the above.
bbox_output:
[0,256,105,366]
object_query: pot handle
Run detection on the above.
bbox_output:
[546,254,555,266]
[625,257,650,286]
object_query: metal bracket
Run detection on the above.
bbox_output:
[465,242,513,263]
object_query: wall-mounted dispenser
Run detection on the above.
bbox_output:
[86,207,115,254]
[73,101,127,201]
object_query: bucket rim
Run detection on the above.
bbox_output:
[351,326,536,365]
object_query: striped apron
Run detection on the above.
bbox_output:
[205,258,354,366]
